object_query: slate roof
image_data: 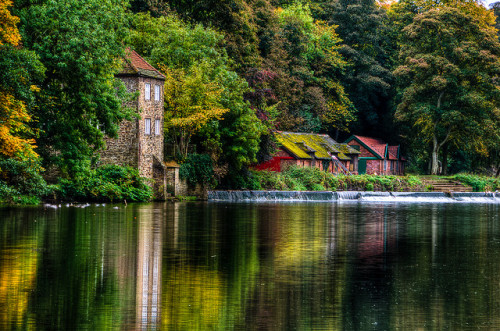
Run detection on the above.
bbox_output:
[117,48,165,80]
[275,131,360,161]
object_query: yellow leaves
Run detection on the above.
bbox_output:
[0,92,38,160]
[0,0,21,46]
[413,112,435,140]
[160,64,229,134]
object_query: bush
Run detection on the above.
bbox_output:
[0,157,50,204]
[57,164,152,202]
[179,154,216,186]
[245,167,427,192]
[453,174,499,192]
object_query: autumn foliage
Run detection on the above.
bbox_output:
[0,0,38,160]
[0,0,20,46]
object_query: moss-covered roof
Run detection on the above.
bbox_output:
[275,131,360,161]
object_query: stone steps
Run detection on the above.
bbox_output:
[423,178,473,192]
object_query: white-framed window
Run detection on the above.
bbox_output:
[145,83,151,100]
[145,118,151,135]
[154,85,160,101]
[155,119,161,135]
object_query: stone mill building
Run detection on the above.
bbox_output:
[100,49,166,199]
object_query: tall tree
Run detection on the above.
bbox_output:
[0,0,44,160]
[492,2,500,40]
[254,2,354,134]
[394,7,500,174]
[18,0,132,174]
[167,0,262,72]
[322,0,395,138]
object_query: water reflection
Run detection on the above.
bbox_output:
[0,202,499,330]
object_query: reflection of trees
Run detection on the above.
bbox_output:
[162,203,260,330]
[0,208,46,329]
[26,206,141,330]
[242,204,349,331]
[0,242,38,327]
[391,204,500,329]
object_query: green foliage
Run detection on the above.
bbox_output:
[243,166,425,191]
[453,174,500,192]
[394,7,500,174]
[129,12,263,171]
[57,165,152,202]
[18,0,133,175]
[0,157,50,204]
[179,154,215,186]
[324,0,395,137]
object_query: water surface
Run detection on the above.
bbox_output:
[1,202,499,330]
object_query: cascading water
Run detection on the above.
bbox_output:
[208,191,500,203]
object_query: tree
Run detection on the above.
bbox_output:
[128,12,263,172]
[18,0,132,174]
[161,63,229,159]
[322,0,395,138]
[167,0,262,71]
[394,7,500,174]
[260,2,354,134]
[492,2,500,40]
[0,0,44,160]
[0,0,20,46]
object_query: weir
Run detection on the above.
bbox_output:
[208,191,500,203]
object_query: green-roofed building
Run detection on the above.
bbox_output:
[255,131,360,174]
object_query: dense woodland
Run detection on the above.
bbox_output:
[1,0,500,201]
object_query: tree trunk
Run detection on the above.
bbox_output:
[431,136,440,175]
[431,130,451,175]
[442,144,448,175]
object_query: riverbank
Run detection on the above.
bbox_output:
[2,163,500,205]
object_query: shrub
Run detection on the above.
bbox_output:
[0,157,50,204]
[179,154,216,186]
[453,174,499,192]
[245,167,428,192]
[57,164,152,202]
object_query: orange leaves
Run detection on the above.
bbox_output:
[0,92,38,160]
[0,0,21,46]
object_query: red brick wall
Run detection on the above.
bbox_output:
[347,141,377,158]
[366,160,383,175]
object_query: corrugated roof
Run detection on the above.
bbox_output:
[275,131,360,161]
[117,48,165,80]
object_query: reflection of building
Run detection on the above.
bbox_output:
[136,207,163,329]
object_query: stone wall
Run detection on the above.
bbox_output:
[100,74,166,199]
[100,77,140,168]
[136,76,164,179]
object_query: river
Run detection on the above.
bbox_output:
[1,201,499,330]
